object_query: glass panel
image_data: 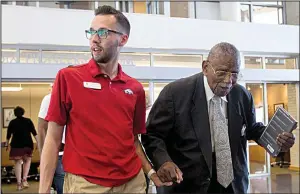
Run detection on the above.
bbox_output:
[119,53,150,66]
[16,1,36,6]
[1,82,52,142]
[118,1,130,12]
[267,83,288,121]
[2,49,18,63]
[69,1,95,10]
[159,1,164,14]
[253,6,280,24]
[42,51,90,65]
[141,82,150,106]
[98,1,116,8]
[278,8,283,24]
[267,83,296,172]
[170,2,189,18]
[246,83,265,124]
[1,1,12,5]
[20,50,39,64]
[252,2,281,6]
[40,1,94,9]
[241,4,251,22]
[133,1,146,13]
[153,54,202,68]
[249,145,267,174]
[249,177,271,193]
[39,2,60,8]
[244,57,263,69]
[153,83,169,101]
[265,58,296,69]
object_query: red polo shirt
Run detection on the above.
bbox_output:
[46,59,146,187]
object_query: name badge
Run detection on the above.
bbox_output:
[83,82,101,90]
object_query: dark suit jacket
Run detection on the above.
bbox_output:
[141,73,265,194]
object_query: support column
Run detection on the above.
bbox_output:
[219,2,241,22]
[188,2,195,19]
[163,1,170,17]
[289,83,300,171]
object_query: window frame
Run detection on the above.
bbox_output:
[240,1,286,24]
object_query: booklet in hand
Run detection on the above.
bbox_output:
[258,106,298,157]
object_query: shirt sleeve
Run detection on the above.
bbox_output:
[133,85,146,135]
[45,69,70,126]
[38,94,50,119]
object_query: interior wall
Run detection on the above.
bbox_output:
[267,84,288,120]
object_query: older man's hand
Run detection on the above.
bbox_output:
[276,132,295,152]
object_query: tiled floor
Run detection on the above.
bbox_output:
[2,165,299,193]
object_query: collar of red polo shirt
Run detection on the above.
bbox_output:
[88,59,128,82]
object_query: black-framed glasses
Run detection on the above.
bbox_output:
[207,61,242,80]
[85,28,123,40]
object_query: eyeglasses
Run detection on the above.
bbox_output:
[207,61,242,80]
[85,28,123,40]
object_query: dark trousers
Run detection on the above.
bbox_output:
[144,173,150,194]
[53,155,65,194]
[207,153,234,194]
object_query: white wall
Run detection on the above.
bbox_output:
[195,2,220,20]
[2,5,299,54]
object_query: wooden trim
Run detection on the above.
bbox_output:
[289,165,300,171]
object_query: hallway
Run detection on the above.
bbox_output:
[2,166,299,193]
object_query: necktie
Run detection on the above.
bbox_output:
[210,96,234,188]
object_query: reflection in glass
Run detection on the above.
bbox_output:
[244,57,263,69]
[141,82,150,106]
[39,2,60,8]
[246,83,265,124]
[20,50,39,64]
[69,1,95,10]
[119,53,150,66]
[1,1,12,5]
[42,51,90,65]
[153,54,202,68]
[252,6,281,24]
[2,49,18,63]
[16,1,36,6]
[249,176,271,193]
[170,2,189,18]
[40,1,94,9]
[249,145,267,174]
[241,4,250,22]
[265,58,296,69]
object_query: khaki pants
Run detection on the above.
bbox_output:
[63,169,146,193]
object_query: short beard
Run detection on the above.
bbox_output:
[92,40,119,64]
[92,52,111,64]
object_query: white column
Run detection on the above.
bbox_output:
[219,2,241,22]
[188,2,195,19]
[239,52,246,87]
[164,1,170,17]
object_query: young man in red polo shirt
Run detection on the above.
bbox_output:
[39,5,171,193]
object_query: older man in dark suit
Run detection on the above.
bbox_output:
[141,42,296,194]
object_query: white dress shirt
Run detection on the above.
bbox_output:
[203,76,228,152]
[38,93,66,156]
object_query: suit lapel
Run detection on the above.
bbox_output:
[191,73,212,173]
[227,92,243,162]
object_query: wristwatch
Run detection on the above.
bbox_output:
[147,169,156,179]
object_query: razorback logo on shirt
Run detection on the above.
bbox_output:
[124,89,133,95]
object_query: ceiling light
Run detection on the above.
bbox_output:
[2,87,23,92]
